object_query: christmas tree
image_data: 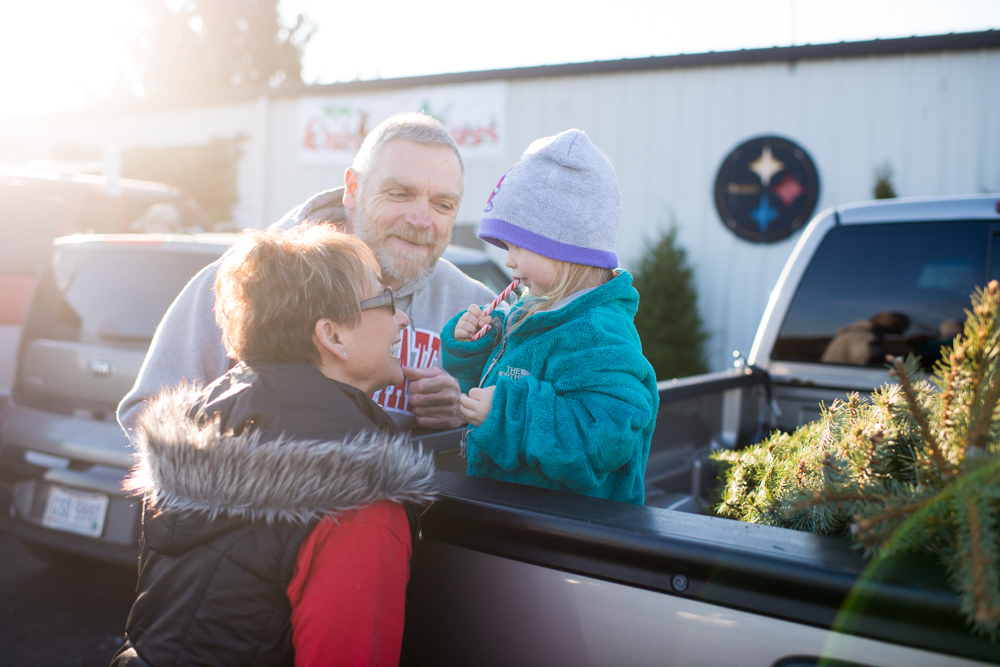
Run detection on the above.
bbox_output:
[712,281,1000,637]
[632,229,708,379]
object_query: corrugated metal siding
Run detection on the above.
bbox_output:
[262,48,1000,372]
[3,47,998,373]
[474,49,1000,372]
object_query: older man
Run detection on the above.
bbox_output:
[117,113,496,435]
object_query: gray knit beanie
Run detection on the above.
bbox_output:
[478,129,621,269]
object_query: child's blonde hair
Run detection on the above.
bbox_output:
[506,261,615,338]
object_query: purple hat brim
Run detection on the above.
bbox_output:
[479,217,618,269]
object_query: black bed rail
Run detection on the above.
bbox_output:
[656,367,766,404]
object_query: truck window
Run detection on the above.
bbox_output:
[772,221,989,371]
[0,186,65,274]
[22,247,216,347]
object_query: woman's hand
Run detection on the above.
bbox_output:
[454,304,492,341]
[459,386,496,427]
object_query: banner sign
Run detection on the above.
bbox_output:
[298,82,507,164]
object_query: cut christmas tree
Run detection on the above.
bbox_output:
[712,281,1000,638]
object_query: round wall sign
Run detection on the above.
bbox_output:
[713,136,820,244]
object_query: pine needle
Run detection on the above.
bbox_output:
[891,357,949,474]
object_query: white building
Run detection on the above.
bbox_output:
[3,30,998,371]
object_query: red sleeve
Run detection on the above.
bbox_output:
[287,501,413,667]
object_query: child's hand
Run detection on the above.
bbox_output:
[454,304,492,341]
[459,386,495,427]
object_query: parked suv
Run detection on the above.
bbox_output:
[0,238,507,564]
[0,168,212,403]
[0,234,237,563]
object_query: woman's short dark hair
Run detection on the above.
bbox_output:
[215,225,382,365]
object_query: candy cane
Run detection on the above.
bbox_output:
[470,278,520,341]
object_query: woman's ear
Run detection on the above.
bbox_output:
[314,319,348,362]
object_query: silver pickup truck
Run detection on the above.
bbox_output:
[403,194,1000,666]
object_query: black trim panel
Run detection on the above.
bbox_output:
[656,368,764,402]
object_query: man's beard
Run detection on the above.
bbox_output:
[353,194,449,284]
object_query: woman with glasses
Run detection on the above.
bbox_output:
[113,226,435,667]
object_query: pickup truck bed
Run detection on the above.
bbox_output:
[403,471,996,666]
[402,370,998,666]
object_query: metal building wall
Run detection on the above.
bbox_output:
[261,47,1000,371]
[3,45,998,373]
[507,51,998,371]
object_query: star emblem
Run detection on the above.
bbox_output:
[714,136,820,243]
[750,195,779,232]
[772,173,805,207]
[748,145,785,187]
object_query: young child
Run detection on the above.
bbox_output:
[441,129,658,505]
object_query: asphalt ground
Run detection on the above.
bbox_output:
[0,485,137,667]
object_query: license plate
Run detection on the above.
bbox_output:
[41,485,109,538]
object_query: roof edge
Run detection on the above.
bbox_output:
[13,29,1000,120]
[291,29,1000,97]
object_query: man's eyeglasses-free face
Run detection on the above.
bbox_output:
[359,286,395,315]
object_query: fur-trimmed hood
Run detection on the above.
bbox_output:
[126,383,437,525]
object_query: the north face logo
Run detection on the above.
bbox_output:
[499,366,530,381]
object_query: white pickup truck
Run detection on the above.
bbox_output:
[403,194,1000,666]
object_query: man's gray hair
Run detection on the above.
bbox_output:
[351,112,465,186]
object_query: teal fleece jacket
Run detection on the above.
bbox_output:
[441,270,658,505]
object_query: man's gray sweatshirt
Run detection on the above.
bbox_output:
[117,188,496,438]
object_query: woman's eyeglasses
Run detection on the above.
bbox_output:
[359,286,395,315]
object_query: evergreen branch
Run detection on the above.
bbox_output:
[966,376,1000,457]
[847,393,860,426]
[710,283,1000,636]
[818,405,836,453]
[960,282,1000,457]
[872,481,955,559]
[892,357,950,474]
[858,430,878,492]
[853,496,932,535]
[791,490,886,513]
[936,346,963,438]
[962,495,999,631]
[963,360,992,455]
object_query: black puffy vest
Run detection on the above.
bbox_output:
[112,361,420,667]
[113,509,317,666]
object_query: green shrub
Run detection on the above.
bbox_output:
[632,229,708,379]
[873,162,897,199]
[712,282,1000,637]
